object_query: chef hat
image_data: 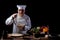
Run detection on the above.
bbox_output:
[17,5,26,10]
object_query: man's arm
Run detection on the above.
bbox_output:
[5,15,13,25]
[25,16,31,31]
[5,13,17,25]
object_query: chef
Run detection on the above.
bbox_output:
[5,5,31,34]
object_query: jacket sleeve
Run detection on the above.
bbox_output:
[5,15,13,25]
[25,17,31,31]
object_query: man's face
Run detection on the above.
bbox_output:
[18,9,25,14]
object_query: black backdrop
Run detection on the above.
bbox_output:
[0,0,60,38]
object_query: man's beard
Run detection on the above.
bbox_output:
[18,13,24,17]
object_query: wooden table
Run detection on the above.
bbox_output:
[7,34,49,40]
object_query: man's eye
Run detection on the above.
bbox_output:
[19,10,21,11]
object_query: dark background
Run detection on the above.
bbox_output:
[0,0,60,38]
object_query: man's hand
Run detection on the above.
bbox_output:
[11,13,17,19]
